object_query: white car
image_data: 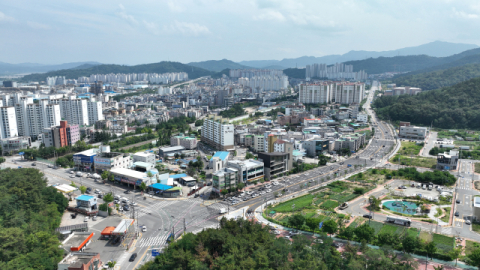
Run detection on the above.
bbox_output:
[266,189,272,193]
[142,226,147,232]
[84,216,88,222]
[246,191,253,195]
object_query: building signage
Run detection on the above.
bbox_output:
[73,155,94,164]
[94,157,112,166]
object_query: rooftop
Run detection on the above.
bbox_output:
[211,151,229,161]
[170,173,188,179]
[133,161,153,168]
[159,145,185,152]
[150,183,173,191]
[76,195,95,201]
[133,151,155,157]
[110,167,147,179]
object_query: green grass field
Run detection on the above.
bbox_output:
[433,234,454,253]
[419,231,433,242]
[406,228,418,238]
[440,207,451,223]
[390,155,437,169]
[398,141,423,156]
[320,200,339,210]
[271,194,315,212]
[378,224,398,235]
[369,221,384,235]
[476,163,480,174]
[466,240,480,255]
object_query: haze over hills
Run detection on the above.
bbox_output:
[20,61,214,82]
[187,59,252,72]
[0,61,101,76]
[237,41,478,69]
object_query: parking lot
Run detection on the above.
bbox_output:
[393,182,453,201]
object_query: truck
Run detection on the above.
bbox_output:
[339,202,349,210]
[428,185,433,190]
[219,208,227,214]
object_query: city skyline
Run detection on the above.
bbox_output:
[1,0,479,65]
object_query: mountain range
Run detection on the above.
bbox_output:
[0,61,101,76]
[236,41,478,69]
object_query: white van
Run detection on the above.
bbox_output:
[422,185,426,190]
[219,208,227,214]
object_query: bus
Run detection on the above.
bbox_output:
[386,216,411,226]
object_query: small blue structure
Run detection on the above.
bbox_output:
[211,151,229,161]
[76,195,97,210]
[149,183,173,191]
[169,173,187,180]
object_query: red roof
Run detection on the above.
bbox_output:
[101,226,116,236]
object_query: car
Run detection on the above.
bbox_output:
[273,230,281,235]
[243,197,248,201]
[70,175,75,178]
[70,171,75,174]
[118,206,123,211]
[94,189,100,194]
[129,253,138,262]
[124,190,131,194]
[455,211,460,217]
[92,216,97,221]
[48,164,53,168]
[71,213,78,219]
[456,199,461,204]
[129,202,137,206]
[142,226,147,232]
[114,200,119,204]
[466,220,472,225]
[284,235,291,239]
[194,193,199,198]
[363,214,372,219]
[84,216,88,222]
[331,243,340,248]
[267,189,272,193]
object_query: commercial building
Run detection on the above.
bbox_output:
[399,125,428,139]
[170,134,198,150]
[110,167,153,187]
[227,159,264,183]
[58,252,101,270]
[132,151,156,165]
[303,139,330,157]
[76,195,98,212]
[209,151,230,172]
[73,148,98,171]
[0,136,31,155]
[61,232,95,252]
[158,145,185,157]
[201,115,234,151]
[333,133,366,153]
[93,149,132,173]
[212,167,238,193]
[43,120,80,148]
[258,152,292,181]
[0,106,18,139]
[436,150,459,171]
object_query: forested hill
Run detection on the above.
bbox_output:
[373,77,480,129]
[20,61,213,82]
[392,63,480,91]
[343,47,480,74]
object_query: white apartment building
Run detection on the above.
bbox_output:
[87,99,104,124]
[60,98,89,126]
[201,115,234,151]
[14,100,61,138]
[0,106,18,139]
[253,135,264,152]
[299,83,331,104]
[357,113,368,123]
[238,76,288,91]
[332,82,365,104]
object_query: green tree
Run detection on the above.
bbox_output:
[0,157,5,164]
[354,223,375,243]
[322,219,338,236]
[139,182,147,192]
[288,214,305,228]
[237,182,245,191]
[103,192,114,203]
[221,189,228,198]
[425,241,437,260]
[448,246,463,266]
[467,247,480,269]
[79,185,87,194]
[108,173,114,182]
[402,235,419,254]
[101,171,109,181]
[246,152,255,159]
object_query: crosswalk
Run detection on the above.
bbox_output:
[454,218,465,223]
[207,202,230,211]
[136,232,171,248]
[137,200,176,218]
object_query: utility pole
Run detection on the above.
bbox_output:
[184,218,186,235]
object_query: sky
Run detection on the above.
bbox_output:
[0,0,479,65]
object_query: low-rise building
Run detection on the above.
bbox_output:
[303,139,330,157]
[93,150,132,173]
[43,120,80,148]
[132,151,155,165]
[170,134,198,149]
[110,167,153,187]
[357,113,368,123]
[73,148,98,172]
[76,195,98,212]
[399,125,428,139]
[158,146,185,157]
[0,136,31,155]
[212,167,238,193]
[436,150,458,171]
[258,152,292,181]
[209,151,230,172]
[227,159,264,184]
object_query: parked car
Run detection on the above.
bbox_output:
[84,216,88,222]
[456,199,461,204]
[363,214,372,219]
[466,220,472,225]
[142,226,147,232]
[455,211,460,217]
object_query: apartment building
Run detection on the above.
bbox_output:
[60,98,89,126]
[333,133,366,153]
[332,82,365,104]
[43,120,80,148]
[201,115,234,151]
[0,106,18,139]
[253,135,264,152]
[15,99,61,139]
[170,134,198,150]
[87,99,104,124]
[299,83,331,104]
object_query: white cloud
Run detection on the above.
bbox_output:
[116,4,138,25]
[167,0,184,12]
[163,21,211,36]
[453,8,479,19]
[0,11,14,22]
[253,10,286,22]
[143,20,159,35]
[27,21,50,30]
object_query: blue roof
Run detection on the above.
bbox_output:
[170,173,187,179]
[211,151,229,161]
[77,195,94,201]
[149,183,173,191]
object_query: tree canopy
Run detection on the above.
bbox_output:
[0,168,68,270]
[373,77,480,129]
[140,217,418,270]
